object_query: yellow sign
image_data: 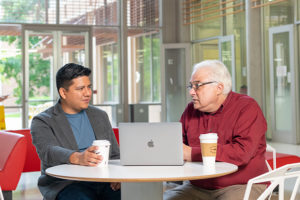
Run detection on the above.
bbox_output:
[0,105,6,130]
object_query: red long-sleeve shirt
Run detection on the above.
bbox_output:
[180,91,268,189]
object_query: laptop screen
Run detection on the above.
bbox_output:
[119,122,184,166]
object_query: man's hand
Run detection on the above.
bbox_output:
[0,95,8,102]
[69,145,102,166]
[183,143,192,162]
[110,182,121,191]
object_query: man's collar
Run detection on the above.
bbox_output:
[205,91,232,115]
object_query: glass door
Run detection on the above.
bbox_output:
[23,29,89,127]
[219,35,236,91]
[161,44,191,122]
[269,25,296,143]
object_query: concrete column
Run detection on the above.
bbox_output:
[120,0,129,122]
[246,1,263,107]
[161,0,190,43]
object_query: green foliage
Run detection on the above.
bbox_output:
[139,35,152,102]
[0,35,50,104]
[28,53,50,96]
[137,33,161,102]
[0,0,49,105]
[0,0,46,23]
[0,55,22,104]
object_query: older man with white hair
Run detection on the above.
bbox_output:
[164,60,268,200]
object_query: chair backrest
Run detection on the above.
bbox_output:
[0,186,3,200]
[113,128,119,144]
[6,129,41,172]
[243,162,300,200]
[0,131,27,190]
[265,144,276,170]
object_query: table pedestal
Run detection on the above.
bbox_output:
[121,182,163,200]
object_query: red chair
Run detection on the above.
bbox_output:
[0,131,27,200]
[112,128,119,144]
[265,144,300,170]
[6,129,41,172]
[5,128,116,173]
[265,151,300,170]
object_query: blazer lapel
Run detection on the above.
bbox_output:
[86,107,103,139]
[53,102,78,150]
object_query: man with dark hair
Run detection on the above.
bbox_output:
[31,63,120,200]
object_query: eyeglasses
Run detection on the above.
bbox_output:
[186,81,217,91]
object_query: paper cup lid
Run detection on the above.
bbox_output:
[93,140,111,146]
[199,133,218,140]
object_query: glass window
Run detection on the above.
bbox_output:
[4,108,22,130]
[0,0,56,24]
[129,32,161,103]
[102,44,119,103]
[0,33,22,106]
[191,0,246,92]
[188,0,221,40]
[264,1,293,27]
[27,32,53,126]
[0,25,23,129]
[191,20,221,41]
[0,0,119,25]
[297,0,300,21]
[93,27,119,105]
[152,33,160,102]
[137,35,151,102]
[60,0,119,25]
[261,0,294,139]
[127,0,159,27]
[223,8,246,93]
[61,33,87,66]
[192,39,219,64]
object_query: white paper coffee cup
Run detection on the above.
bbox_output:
[92,140,111,167]
[199,133,218,167]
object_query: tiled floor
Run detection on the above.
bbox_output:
[13,172,42,200]
[12,142,300,200]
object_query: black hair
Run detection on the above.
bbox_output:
[56,63,91,92]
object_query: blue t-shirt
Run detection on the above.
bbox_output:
[65,110,96,151]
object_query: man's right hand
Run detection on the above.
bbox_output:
[69,146,102,166]
[183,143,192,162]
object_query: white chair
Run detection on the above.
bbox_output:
[266,144,277,170]
[243,163,300,200]
[0,186,4,200]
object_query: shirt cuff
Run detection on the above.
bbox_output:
[191,146,202,162]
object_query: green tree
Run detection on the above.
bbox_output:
[0,36,50,104]
[0,0,49,104]
[0,0,46,23]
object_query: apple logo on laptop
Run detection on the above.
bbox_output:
[147,139,154,148]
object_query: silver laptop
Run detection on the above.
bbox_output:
[119,122,184,166]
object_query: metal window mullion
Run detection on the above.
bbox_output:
[120,0,129,122]
[53,31,60,101]
[150,34,153,102]
[56,0,59,24]
[84,31,89,67]
[111,44,115,101]
[22,29,29,128]
[231,35,236,92]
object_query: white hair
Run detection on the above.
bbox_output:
[192,60,232,94]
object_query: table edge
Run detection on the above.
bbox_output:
[46,163,238,182]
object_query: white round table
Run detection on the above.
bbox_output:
[46,160,238,200]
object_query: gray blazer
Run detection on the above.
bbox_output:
[31,102,120,200]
